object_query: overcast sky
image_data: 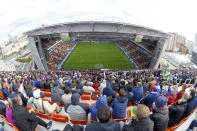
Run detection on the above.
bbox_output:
[0,0,197,43]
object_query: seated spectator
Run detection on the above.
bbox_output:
[168,92,188,127]
[32,89,61,115]
[126,85,134,103]
[64,124,84,131]
[165,82,178,105]
[123,104,154,131]
[0,100,6,117]
[150,96,169,131]
[82,82,95,94]
[51,81,64,104]
[12,94,52,131]
[193,86,197,109]
[6,98,16,126]
[86,106,121,131]
[182,89,195,118]
[178,84,187,100]
[90,96,108,121]
[132,82,143,102]
[112,88,128,119]
[62,87,72,104]
[139,87,159,108]
[186,119,197,131]
[103,81,113,97]
[2,84,11,98]
[64,93,89,120]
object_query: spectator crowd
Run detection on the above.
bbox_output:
[0,70,196,131]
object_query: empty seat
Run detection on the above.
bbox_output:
[51,113,68,123]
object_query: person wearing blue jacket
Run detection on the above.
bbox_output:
[103,82,113,97]
[90,96,108,120]
[34,79,40,88]
[112,88,128,119]
[132,82,143,102]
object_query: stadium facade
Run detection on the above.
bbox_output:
[25,21,169,71]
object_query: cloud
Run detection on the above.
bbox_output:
[0,0,197,43]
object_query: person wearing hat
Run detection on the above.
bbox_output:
[123,104,154,131]
[82,81,95,94]
[32,89,61,115]
[150,96,169,131]
[64,93,89,120]
[51,81,64,104]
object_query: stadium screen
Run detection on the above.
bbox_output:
[61,33,70,41]
[135,35,143,43]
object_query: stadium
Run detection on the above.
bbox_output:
[1,22,197,131]
[25,21,168,71]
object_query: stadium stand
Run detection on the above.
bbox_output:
[0,70,196,130]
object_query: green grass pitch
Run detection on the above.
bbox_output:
[62,43,135,69]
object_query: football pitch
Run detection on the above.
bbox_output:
[62,43,135,69]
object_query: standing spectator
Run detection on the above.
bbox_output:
[178,84,187,100]
[132,82,143,102]
[64,93,89,120]
[123,104,154,131]
[86,106,121,131]
[150,96,169,131]
[62,87,72,104]
[112,88,128,119]
[12,94,52,131]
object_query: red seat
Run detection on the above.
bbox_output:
[81,95,91,100]
[70,119,87,125]
[92,96,99,100]
[44,92,51,97]
[93,90,100,95]
[112,117,127,122]
[0,93,6,100]
[36,112,51,120]
[51,113,68,123]
[44,89,51,92]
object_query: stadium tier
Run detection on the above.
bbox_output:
[25,21,168,71]
[0,70,196,131]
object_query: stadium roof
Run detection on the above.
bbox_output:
[25,21,169,38]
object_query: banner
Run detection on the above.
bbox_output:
[135,35,143,43]
[61,33,70,41]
